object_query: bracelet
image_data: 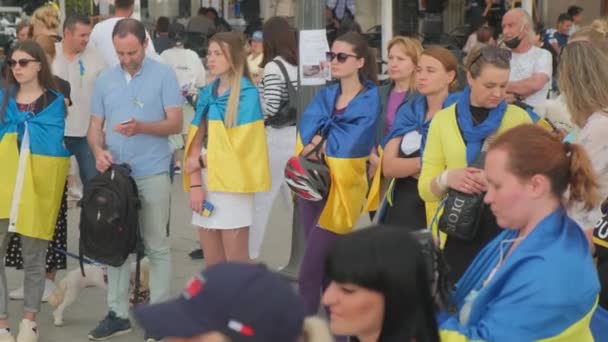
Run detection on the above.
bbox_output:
[436,170,449,192]
[190,184,202,188]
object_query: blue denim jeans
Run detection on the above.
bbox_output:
[64,136,98,183]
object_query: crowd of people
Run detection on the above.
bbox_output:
[0,0,608,341]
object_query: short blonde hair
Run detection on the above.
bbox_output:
[387,36,423,90]
[30,5,60,38]
[35,34,57,62]
[558,41,608,127]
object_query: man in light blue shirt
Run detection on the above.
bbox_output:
[87,18,182,341]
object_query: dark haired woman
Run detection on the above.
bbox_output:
[440,124,599,340]
[323,225,440,342]
[0,40,70,342]
[249,17,299,259]
[418,46,549,284]
[294,31,380,316]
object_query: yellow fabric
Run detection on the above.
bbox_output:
[419,104,544,225]
[0,133,19,218]
[183,121,270,193]
[320,156,369,234]
[295,134,368,234]
[364,146,383,212]
[439,300,597,342]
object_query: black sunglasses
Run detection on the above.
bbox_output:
[49,34,62,42]
[8,58,40,68]
[326,51,359,63]
[470,47,512,67]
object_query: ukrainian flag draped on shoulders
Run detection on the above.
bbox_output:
[183,77,270,193]
[295,80,380,234]
[365,92,460,212]
[0,88,70,241]
[440,209,599,342]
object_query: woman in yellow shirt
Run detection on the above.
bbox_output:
[418,46,546,283]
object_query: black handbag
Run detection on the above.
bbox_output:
[266,59,298,128]
[438,152,486,241]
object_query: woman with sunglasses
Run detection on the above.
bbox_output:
[295,31,380,317]
[557,41,608,340]
[5,35,72,307]
[440,124,599,341]
[418,46,547,284]
[0,40,70,342]
[367,47,461,228]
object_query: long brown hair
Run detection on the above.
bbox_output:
[489,124,599,210]
[261,16,298,67]
[209,32,251,128]
[1,40,58,123]
[334,32,378,84]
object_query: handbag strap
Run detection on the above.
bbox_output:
[273,59,296,107]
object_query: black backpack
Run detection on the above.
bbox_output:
[78,164,144,296]
[266,59,298,129]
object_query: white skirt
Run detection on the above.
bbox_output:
[192,169,254,229]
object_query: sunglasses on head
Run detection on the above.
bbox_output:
[49,34,62,43]
[326,51,359,63]
[7,58,40,68]
[470,47,512,67]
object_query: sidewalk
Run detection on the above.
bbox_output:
[5,175,295,341]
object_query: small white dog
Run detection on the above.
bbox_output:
[48,259,150,326]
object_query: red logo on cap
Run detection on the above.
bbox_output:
[183,275,205,299]
[228,320,255,336]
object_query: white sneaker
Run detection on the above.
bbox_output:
[8,287,23,301]
[0,328,15,342]
[16,320,37,342]
[41,279,56,303]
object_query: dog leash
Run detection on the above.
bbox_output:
[51,247,104,266]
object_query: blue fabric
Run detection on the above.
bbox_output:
[456,87,507,164]
[0,88,70,157]
[298,80,380,158]
[441,209,600,340]
[382,92,460,152]
[91,57,183,178]
[192,77,263,126]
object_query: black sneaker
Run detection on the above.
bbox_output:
[88,311,132,341]
[189,248,204,260]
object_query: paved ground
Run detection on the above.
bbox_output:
[4,174,299,342]
[6,173,371,341]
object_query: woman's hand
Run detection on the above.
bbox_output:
[447,168,487,194]
[189,187,206,214]
[367,150,379,179]
[185,155,207,174]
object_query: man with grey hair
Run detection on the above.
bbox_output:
[501,8,552,108]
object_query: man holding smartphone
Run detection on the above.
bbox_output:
[86,19,182,341]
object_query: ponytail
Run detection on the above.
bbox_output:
[300,317,334,342]
[566,143,600,210]
[335,32,378,84]
[489,124,600,210]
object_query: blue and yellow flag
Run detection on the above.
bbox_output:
[0,90,69,241]
[183,77,270,193]
[295,80,380,234]
[365,93,460,212]
[440,209,599,341]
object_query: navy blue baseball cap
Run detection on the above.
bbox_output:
[133,263,305,341]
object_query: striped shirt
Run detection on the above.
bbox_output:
[260,56,298,118]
